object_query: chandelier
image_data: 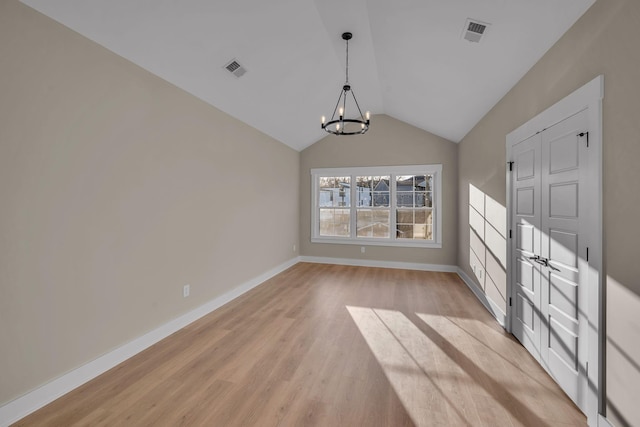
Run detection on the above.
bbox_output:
[321,32,370,135]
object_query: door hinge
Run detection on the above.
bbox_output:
[586,247,589,262]
[508,161,514,171]
[578,131,590,147]
[509,297,512,306]
[509,229,512,239]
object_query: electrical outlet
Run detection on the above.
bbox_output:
[361,246,365,253]
[183,284,190,298]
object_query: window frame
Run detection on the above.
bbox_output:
[311,164,443,248]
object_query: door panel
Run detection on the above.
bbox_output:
[516,188,535,215]
[510,134,542,359]
[517,293,535,331]
[549,229,579,268]
[510,108,589,412]
[549,183,578,217]
[549,275,578,318]
[517,149,536,179]
[516,258,535,292]
[516,223,535,252]
[540,109,588,410]
[549,135,580,173]
[549,316,579,369]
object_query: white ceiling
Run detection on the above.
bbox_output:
[21,0,596,151]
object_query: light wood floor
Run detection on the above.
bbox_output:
[14,263,586,426]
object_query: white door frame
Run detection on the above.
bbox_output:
[505,75,603,426]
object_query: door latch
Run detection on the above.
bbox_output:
[529,255,546,266]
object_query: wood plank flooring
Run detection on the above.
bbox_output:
[14,263,587,426]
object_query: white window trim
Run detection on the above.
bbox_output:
[311,164,443,248]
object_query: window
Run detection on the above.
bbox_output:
[311,165,442,248]
[356,176,390,238]
[318,176,350,237]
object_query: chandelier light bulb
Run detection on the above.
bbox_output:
[339,107,344,117]
[321,115,326,124]
[366,111,370,120]
[336,123,341,131]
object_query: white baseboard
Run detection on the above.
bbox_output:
[456,268,506,327]
[299,256,458,273]
[597,414,615,427]
[0,257,300,427]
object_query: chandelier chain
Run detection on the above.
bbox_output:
[345,37,349,84]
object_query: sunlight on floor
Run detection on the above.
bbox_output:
[347,306,585,427]
[346,306,470,426]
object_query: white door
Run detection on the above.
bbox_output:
[510,109,589,412]
[511,132,543,360]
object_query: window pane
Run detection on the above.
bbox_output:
[395,175,433,207]
[425,175,433,192]
[412,224,428,239]
[397,209,413,224]
[396,175,413,192]
[356,187,372,207]
[319,176,350,207]
[414,209,430,224]
[356,176,371,189]
[397,224,431,240]
[396,208,433,240]
[373,176,390,191]
[397,192,413,207]
[373,192,390,207]
[356,176,389,207]
[357,209,389,238]
[356,176,371,207]
[397,224,413,239]
[319,208,350,237]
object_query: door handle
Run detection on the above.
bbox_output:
[529,255,546,266]
[529,255,561,272]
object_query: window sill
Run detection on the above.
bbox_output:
[311,237,442,249]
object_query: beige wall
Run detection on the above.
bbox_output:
[457,0,640,425]
[0,1,299,405]
[300,115,458,266]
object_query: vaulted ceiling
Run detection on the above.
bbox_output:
[21,0,595,151]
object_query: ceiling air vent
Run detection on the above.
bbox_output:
[224,59,247,78]
[462,19,490,43]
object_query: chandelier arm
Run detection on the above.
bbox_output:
[341,89,347,122]
[330,89,343,121]
[350,89,366,120]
